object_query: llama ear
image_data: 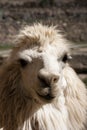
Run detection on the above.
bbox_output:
[18,58,28,68]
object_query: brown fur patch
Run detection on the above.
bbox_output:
[0,62,34,130]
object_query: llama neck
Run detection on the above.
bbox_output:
[23,91,68,130]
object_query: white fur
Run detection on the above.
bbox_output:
[1,24,86,130]
[18,46,86,130]
[18,24,87,130]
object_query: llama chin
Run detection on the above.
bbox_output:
[0,23,87,130]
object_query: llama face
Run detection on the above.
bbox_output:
[10,24,71,104]
[18,42,70,104]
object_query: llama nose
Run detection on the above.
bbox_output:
[38,72,59,86]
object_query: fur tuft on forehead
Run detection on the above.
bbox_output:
[14,23,68,50]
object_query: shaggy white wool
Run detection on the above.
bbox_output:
[16,24,87,130]
[18,46,86,130]
[0,24,87,130]
[19,25,87,130]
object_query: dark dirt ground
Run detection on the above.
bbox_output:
[0,0,87,44]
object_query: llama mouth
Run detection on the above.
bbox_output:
[37,92,55,100]
[36,86,55,100]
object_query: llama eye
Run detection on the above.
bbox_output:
[62,54,68,63]
[62,54,72,63]
[19,59,28,68]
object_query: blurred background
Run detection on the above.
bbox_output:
[0,0,87,85]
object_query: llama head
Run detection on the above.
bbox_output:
[10,24,71,105]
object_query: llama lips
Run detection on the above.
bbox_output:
[37,87,55,100]
[38,93,55,100]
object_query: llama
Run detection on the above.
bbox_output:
[0,24,87,130]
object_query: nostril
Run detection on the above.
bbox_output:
[51,75,59,84]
